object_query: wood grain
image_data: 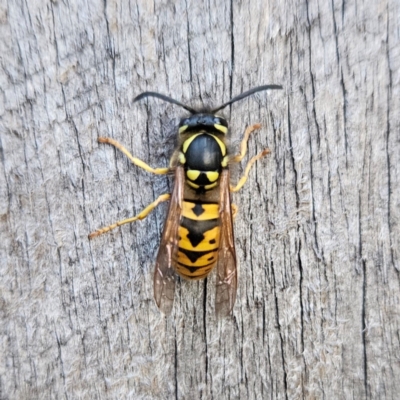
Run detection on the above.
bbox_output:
[1,0,399,398]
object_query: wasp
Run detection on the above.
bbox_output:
[89,85,282,316]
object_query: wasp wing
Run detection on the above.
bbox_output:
[215,169,238,317]
[153,166,185,315]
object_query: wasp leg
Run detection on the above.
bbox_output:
[98,137,169,175]
[89,193,171,239]
[231,123,262,163]
[230,148,270,193]
[231,204,238,220]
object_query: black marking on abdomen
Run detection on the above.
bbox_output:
[180,217,218,247]
[180,262,215,274]
[192,203,205,216]
[178,248,211,263]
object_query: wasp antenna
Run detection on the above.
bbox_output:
[211,85,283,113]
[134,91,197,114]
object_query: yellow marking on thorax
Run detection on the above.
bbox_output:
[178,152,186,164]
[204,182,218,190]
[182,133,201,153]
[179,125,188,134]
[187,181,200,189]
[214,124,228,134]
[186,180,218,191]
[182,133,227,158]
[210,134,227,156]
[205,171,219,182]
[186,170,200,181]
[186,169,219,188]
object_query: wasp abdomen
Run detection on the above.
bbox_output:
[174,200,221,280]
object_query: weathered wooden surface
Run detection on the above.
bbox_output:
[1,0,399,398]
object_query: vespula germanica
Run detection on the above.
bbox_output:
[89,85,282,316]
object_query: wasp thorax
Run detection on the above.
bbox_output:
[181,132,227,191]
[185,134,224,170]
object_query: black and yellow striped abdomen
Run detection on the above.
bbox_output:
[174,200,221,280]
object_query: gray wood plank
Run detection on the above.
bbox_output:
[0,0,399,398]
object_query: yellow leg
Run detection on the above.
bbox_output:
[98,137,169,175]
[231,123,262,163]
[230,149,270,193]
[89,193,171,239]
